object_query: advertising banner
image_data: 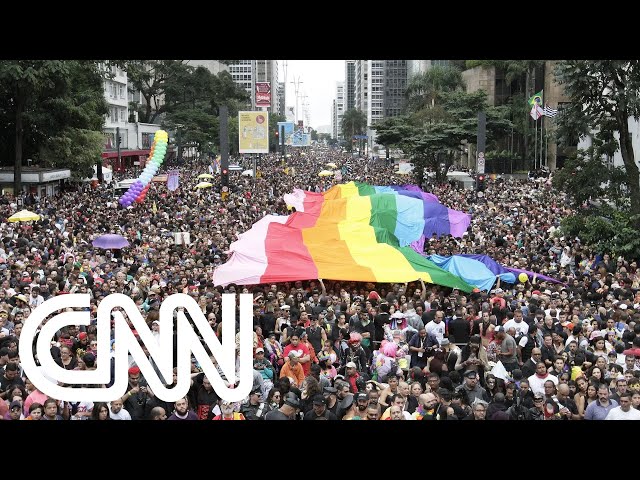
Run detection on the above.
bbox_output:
[277,121,295,146]
[255,82,271,108]
[239,111,269,154]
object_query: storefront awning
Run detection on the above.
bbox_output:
[101,149,150,159]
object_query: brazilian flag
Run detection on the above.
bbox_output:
[528,90,543,108]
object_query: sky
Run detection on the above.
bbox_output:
[279,60,345,130]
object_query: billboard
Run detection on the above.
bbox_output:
[277,121,295,146]
[291,124,311,147]
[255,82,271,108]
[239,111,269,154]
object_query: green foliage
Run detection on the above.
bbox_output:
[41,128,104,179]
[559,208,640,260]
[404,66,464,112]
[124,60,191,124]
[375,88,513,185]
[161,67,250,157]
[341,109,367,150]
[0,60,109,190]
[552,145,628,210]
[554,60,640,217]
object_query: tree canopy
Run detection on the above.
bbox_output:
[0,60,110,190]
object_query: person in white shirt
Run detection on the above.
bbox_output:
[109,399,132,420]
[504,309,529,337]
[28,286,45,309]
[528,361,558,396]
[605,392,640,420]
[425,310,446,344]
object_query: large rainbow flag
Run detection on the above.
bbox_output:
[213,182,474,291]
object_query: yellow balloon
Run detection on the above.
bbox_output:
[518,272,529,283]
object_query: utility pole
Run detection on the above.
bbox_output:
[290,76,303,124]
[220,106,229,194]
[176,124,184,163]
[116,126,121,172]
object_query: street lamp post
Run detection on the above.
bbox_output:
[290,77,303,124]
[175,124,184,163]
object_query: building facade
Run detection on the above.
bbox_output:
[345,60,356,111]
[332,81,345,140]
[102,64,161,173]
[277,81,286,116]
[354,60,369,114]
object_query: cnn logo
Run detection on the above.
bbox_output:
[19,293,253,403]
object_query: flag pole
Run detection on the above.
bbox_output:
[540,113,544,168]
[545,113,548,167]
[534,116,538,170]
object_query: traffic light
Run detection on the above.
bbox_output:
[476,174,486,192]
[221,167,229,188]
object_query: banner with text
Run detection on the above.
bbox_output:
[255,82,271,109]
[239,111,269,154]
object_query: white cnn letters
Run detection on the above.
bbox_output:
[19,293,253,403]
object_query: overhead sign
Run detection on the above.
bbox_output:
[277,121,295,146]
[239,111,269,154]
[255,82,271,108]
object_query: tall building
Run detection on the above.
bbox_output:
[365,60,408,149]
[103,65,129,149]
[367,60,385,129]
[102,64,160,172]
[383,60,407,118]
[354,60,369,114]
[407,60,451,79]
[332,81,345,140]
[345,60,356,111]
[254,60,278,112]
[227,60,255,109]
[277,81,286,116]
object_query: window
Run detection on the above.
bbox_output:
[110,107,118,123]
[119,85,124,99]
[120,108,126,121]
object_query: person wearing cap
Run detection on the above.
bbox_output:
[72,331,90,356]
[7,399,23,421]
[455,370,489,405]
[282,332,311,376]
[265,392,300,420]
[121,365,149,420]
[240,388,271,420]
[210,397,244,421]
[303,394,337,420]
[253,347,275,396]
[279,351,305,388]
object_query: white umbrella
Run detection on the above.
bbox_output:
[241,169,254,176]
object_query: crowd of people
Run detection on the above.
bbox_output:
[1,146,640,421]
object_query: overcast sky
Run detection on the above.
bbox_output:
[279,60,345,129]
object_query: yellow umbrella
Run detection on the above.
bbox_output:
[198,173,214,179]
[8,210,40,222]
[325,162,337,169]
[195,182,213,189]
[318,170,334,177]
